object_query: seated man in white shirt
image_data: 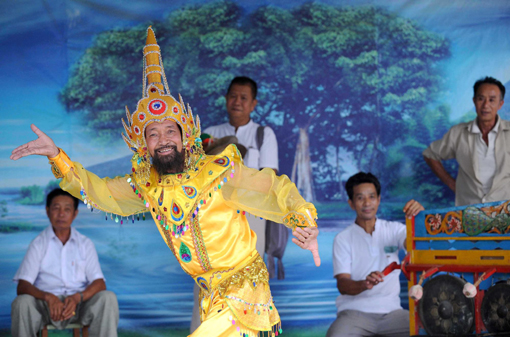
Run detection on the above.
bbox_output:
[326,172,424,337]
[11,189,118,337]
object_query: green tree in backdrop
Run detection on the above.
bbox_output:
[61,1,452,207]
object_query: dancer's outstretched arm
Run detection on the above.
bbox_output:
[11,124,145,217]
[221,144,320,266]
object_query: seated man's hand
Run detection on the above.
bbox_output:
[365,271,385,289]
[291,227,321,267]
[44,292,65,321]
[403,199,425,219]
[61,293,80,321]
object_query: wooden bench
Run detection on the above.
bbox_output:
[40,323,89,337]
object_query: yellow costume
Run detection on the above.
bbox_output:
[48,27,317,337]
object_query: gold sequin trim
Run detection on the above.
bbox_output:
[49,160,63,179]
[217,255,269,297]
[282,211,316,229]
[190,207,212,272]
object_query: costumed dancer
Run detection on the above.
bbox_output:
[10,27,320,337]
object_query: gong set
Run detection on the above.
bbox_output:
[402,199,510,335]
[419,275,474,335]
[417,275,510,335]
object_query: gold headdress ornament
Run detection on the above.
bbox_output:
[122,26,204,182]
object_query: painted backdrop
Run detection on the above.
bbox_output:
[1,0,509,336]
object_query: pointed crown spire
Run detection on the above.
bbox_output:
[143,26,165,94]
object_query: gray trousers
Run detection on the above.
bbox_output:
[11,290,119,337]
[326,309,409,337]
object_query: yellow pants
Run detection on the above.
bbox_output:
[190,252,280,337]
[190,292,259,337]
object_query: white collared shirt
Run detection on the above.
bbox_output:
[423,116,510,206]
[470,118,499,196]
[13,226,104,296]
[332,219,406,314]
[204,119,279,170]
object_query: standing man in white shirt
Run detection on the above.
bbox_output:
[11,189,119,337]
[423,76,509,206]
[204,76,279,174]
[203,76,279,256]
[326,172,424,337]
[190,77,280,333]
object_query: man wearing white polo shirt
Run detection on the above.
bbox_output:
[11,189,118,337]
[326,172,424,337]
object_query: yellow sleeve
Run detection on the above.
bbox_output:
[49,149,146,216]
[220,161,317,229]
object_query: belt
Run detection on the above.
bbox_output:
[193,250,268,298]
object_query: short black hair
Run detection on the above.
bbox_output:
[227,76,258,99]
[46,188,79,210]
[345,172,381,201]
[473,76,506,100]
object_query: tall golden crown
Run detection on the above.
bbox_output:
[122,27,204,180]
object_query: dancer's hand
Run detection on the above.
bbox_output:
[10,124,59,160]
[292,227,321,267]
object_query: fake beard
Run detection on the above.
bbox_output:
[152,146,185,175]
